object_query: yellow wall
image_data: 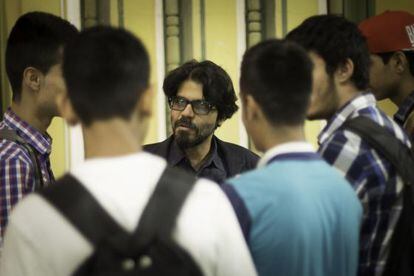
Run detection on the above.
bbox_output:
[285,0,321,147]
[123,0,159,145]
[192,0,202,61]
[376,0,414,14]
[203,0,240,144]
[286,0,319,31]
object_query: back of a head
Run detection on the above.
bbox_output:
[163,60,238,123]
[240,39,313,126]
[63,26,150,126]
[6,11,78,101]
[286,14,370,91]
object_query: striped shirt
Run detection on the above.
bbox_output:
[394,90,414,139]
[0,108,54,249]
[318,93,411,276]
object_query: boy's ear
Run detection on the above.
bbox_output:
[240,94,263,127]
[138,85,153,119]
[334,58,354,84]
[57,91,79,126]
[244,93,261,122]
[390,51,408,74]
[22,67,42,92]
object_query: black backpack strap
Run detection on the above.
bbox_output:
[342,116,414,187]
[39,166,196,250]
[343,116,414,275]
[39,174,127,246]
[132,166,196,247]
[0,128,44,190]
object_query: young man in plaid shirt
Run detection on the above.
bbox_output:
[287,15,411,276]
[0,12,77,249]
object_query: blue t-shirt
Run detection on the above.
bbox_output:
[223,152,362,276]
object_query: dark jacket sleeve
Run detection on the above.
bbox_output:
[143,136,174,158]
[215,137,259,177]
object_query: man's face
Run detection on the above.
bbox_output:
[171,80,218,149]
[368,54,395,100]
[37,62,66,119]
[307,52,339,120]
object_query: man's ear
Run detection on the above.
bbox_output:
[22,67,42,92]
[334,58,354,84]
[138,85,153,119]
[243,93,261,123]
[390,51,408,75]
[57,91,79,126]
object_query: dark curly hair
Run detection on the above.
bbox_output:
[163,60,238,125]
[286,14,370,90]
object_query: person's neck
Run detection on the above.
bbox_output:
[10,100,51,134]
[323,85,361,122]
[83,118,142,159]
[390,77,414,106]
[261,125,306,152]
[184,135,213,171]
[336,85,361,111]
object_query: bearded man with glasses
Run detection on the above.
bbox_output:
[144,60,259,184]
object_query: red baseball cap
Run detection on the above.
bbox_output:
[359,10,414,53]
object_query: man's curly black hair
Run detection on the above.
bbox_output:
[163,60,238,125]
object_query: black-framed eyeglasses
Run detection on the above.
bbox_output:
[168,96,216,115]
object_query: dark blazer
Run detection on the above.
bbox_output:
[144,135,259,179]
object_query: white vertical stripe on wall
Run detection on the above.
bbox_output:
[156,0,167,142]
[236,0,249,148]
[318,0,328,14]
[65,0,85,169]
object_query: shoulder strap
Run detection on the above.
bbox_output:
[343,116,414,188]
[39,166,196,250]
[0,129,44,190]
[39,174,127,246]
[343,116,414,260]
[132,166,196,247]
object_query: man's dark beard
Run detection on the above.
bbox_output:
[173,117,215,149]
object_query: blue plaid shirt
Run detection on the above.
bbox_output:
[318,93,411,276]
[0,108,54,249]
[394,90,414,139]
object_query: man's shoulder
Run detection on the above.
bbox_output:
[323,112,409,153]
[0,139,32,166]
[143,137,173,157]
[215,137,259,161]
[403,109,414,139]
[354,110,410,145]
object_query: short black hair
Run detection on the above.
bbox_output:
[240,39,313,126]
[6,12,78,101]
[377,51,414,76]
[63,26,150,126]
[163,60,238,124]
[286,14,370,90]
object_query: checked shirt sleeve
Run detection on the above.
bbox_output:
[0,155,35,248]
